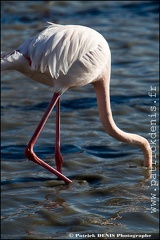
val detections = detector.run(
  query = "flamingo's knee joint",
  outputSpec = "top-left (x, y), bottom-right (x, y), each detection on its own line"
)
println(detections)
top-left (24, 147), bottom-right (34, 160)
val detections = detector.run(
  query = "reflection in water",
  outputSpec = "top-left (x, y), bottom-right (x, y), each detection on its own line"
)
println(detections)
top-left (1, 1), bottom-right (159, 239)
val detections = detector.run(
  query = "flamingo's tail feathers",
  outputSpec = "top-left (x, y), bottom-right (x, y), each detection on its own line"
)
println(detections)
top-left (1, 50), bottom-right (27, 71)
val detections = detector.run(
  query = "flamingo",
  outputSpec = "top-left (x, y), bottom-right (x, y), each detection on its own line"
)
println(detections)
top-left (1, 22), bottom-right (152, 184)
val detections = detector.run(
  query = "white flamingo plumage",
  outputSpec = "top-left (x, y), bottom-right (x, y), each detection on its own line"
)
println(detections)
top-left (1, 22), bottom-right (152, 183)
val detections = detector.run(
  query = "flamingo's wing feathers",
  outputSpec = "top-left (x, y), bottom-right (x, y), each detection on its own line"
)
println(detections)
top-left (18, 23), bottom-right (108, 79)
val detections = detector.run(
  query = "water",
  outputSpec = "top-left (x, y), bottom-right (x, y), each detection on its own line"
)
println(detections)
top-left (1, 1), bottom-right (159, 239)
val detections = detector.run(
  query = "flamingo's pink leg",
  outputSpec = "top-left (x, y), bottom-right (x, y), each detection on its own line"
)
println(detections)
top-left (24, 92), bottom-right (72, 184)
top-left (55, 98), bottom-right (64, 173)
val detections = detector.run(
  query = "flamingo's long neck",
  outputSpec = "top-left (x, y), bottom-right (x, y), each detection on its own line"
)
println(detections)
top-left (92, 74), bottom-right (152, 168)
